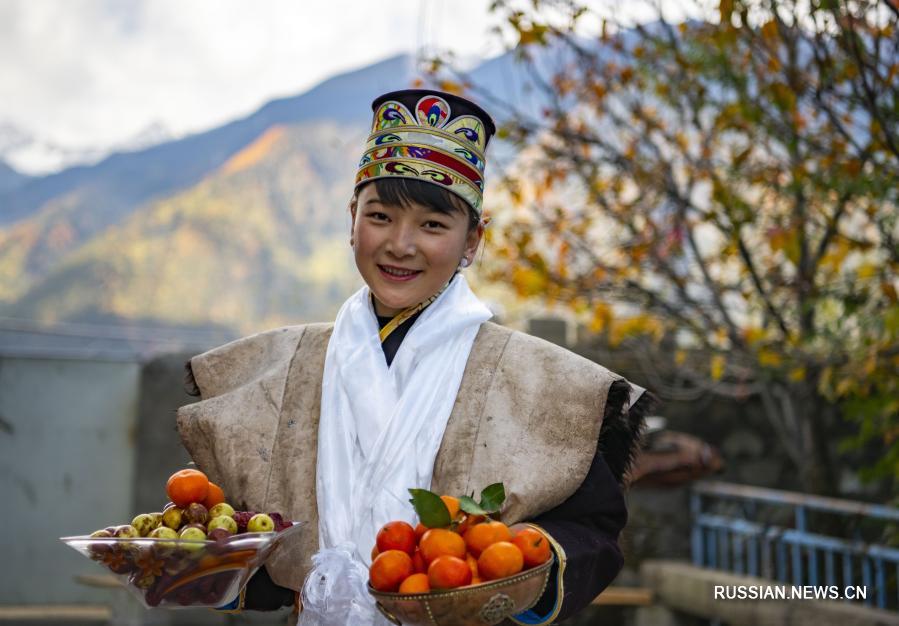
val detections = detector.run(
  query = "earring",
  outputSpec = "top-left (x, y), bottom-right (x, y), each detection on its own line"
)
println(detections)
top-left (460, 257), bottom-right (470, 268)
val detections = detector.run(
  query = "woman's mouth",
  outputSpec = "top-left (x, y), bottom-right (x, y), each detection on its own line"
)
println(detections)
top-left (378, 264), bottom-right (422, 282)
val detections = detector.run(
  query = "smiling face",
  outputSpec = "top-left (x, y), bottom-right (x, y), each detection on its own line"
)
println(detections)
top-left (351, 181), bottom-right (482, 317)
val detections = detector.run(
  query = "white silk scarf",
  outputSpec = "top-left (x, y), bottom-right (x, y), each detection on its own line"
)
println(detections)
top-left (299, 274), bottom-right (492, 625)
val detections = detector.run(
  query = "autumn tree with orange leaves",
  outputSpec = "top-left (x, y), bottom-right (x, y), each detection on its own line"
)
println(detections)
top-left (438, 0), bottom-right (898, 494)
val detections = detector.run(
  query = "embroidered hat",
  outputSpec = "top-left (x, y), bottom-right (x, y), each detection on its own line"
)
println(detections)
top-left (355, 89), bottom-right (497, 216)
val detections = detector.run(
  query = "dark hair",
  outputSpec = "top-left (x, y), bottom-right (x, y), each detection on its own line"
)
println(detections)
top-left (355, 178), bottom-right (480, 233)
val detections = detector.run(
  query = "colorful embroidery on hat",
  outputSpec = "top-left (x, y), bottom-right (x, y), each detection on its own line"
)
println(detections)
top-left (361, 143), bottom-right (484, 186)
top-left (365, 130), bottom-right (486, 170)
top-left (355, 159), bottom-right (482, 213)
top-left (358, 91), bottom-right (494, 215)
top-left (374, 102), bottom-right (415, 131)
top-left (445, 115), bottom-right (488, 153)
top-left (416, 95), bottom-right (451, 128)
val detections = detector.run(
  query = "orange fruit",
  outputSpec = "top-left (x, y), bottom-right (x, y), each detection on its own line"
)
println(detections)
top-left (428, 555), bottom-right (472, 589)
top-left (414, 522), bottom-right (428, 542)
top-left (457, 513), bottom-right (485, 535)
top-left (369, 550), bottom-right (414, 592)
top-left (412, 548), bottom-right (427, 574)
top-left (463, 520), bottom-right (512, 557)
top-left (419, 528), bottom-right (466, 564)
top-left (166, 469), bottom-right (209, 508)
top-left (440, 495), bottom-right (461, 520)
top-left (398, 572), bottom-right (430, 594)
top-left (377, 520), bottom-right (416, 555)
top-left (512, 528), bottom-right (551, 568)
top-left (371, 545), bottom-right (380, 561)
top-left (202, 481), bottom-right (225, 509)
top-left (478, 541), bottom-right (524, 581)
top-left (466, 553), bottom-right (479, 579)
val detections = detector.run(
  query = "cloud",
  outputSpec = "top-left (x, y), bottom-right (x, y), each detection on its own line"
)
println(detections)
top-left (0, 0), bottom-right (501, 149)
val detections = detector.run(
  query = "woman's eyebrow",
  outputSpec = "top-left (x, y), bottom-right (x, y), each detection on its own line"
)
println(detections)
top-left (364, 197), bottom-right (383, 205)
top-left (424, 209), bottom-right (457, 220)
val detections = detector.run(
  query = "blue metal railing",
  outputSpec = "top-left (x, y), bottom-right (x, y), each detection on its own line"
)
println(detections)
top-left (691, 481), bottom-right (899, 611)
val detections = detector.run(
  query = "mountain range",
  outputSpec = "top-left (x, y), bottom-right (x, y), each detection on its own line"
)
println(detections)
top-left (0, 160), bottom-right (30, 195)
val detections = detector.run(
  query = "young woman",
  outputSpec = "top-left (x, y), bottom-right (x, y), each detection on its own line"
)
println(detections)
top-left (178, 90), bottom-right (651, 625)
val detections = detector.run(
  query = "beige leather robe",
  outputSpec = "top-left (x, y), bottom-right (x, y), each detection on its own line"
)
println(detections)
top-left (176, 321), bottom-right (622, 591)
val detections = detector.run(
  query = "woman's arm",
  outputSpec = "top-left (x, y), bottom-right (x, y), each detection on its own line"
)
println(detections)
top-left (510, 451), bottom-right (626, 624)
top-left (185, 360), bottom-right (295, 612)
top-left (513, 382), bottom-right (655, 624)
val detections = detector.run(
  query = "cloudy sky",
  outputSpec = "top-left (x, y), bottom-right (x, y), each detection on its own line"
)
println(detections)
top-left (0, 2), bottom-right (503, 151)
top-left (0, 1), bottom-right (696, 174)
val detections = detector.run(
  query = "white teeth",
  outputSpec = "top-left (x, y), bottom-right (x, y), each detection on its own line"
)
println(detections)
top-left (381, 266), bottom-right (418, 276)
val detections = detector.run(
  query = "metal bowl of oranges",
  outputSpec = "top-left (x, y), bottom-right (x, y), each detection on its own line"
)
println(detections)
top-left (369, 555), bottom-right (553, 626)
top-left (367, 511), bottom-right (556, 626)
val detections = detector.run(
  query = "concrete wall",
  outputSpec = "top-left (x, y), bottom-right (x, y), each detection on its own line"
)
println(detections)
top-left (0, 355), bottom-right (141, 604)
top-left (132, 352), bottom-right (195, 515)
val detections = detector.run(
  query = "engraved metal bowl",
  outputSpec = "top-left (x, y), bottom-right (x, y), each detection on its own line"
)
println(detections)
top-left (369, 556), bottom-right (553, 626)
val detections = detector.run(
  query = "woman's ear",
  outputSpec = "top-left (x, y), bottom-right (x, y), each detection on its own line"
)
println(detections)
top-left (348, 196), bottom-right (358, 246)
top-left (464, 221), bottom-right (485, 261)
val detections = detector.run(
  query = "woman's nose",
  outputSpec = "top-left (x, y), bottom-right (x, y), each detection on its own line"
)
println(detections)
top-left (386, 223), bottom-right (417, 257)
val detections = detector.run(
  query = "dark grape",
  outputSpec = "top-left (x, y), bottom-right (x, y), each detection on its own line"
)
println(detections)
top-left (268, 512), bottom-right (291, 532)
top-left (232, 511), bottom-right (255, 533)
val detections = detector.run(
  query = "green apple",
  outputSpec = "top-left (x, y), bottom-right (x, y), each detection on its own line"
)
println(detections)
top-left (207, 515), bottom-right (237, 535)
top-left (114, 524), bottom-right (140, 539)
top-left (149, 526), bottom-right (178, 539)
top-left (131, 513), bottom-right (157, 537)
top-left (247, 513), bottom-right (274, 533)
top-left (178, 526), bottom-right (207, 550)
top-left (162, 506), bottom-right (183, 530)
top-left (148, 525), bottom-right (178, 549)
top-left (208, 503), bottom-right (235, 519)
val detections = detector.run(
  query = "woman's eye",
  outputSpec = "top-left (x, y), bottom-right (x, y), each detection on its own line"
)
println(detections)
top-left (423, 220), bottom-right (447, 229)
top-left (367, 212), bottom-right (389, 221)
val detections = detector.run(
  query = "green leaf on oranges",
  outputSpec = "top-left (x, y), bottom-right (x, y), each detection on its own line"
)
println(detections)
top-left (459, 495), bottom-right (488, 516)
top-left (408, 489), bottom-right (451, 528)
top-left (459, 483), bottom-right (505, 516)
top-left (478, 483), bottom-right (506, 513)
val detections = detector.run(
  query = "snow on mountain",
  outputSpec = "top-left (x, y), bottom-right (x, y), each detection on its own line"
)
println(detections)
top-left (0, 119), bottom-right (174, 176)
top-left (0, 120), bottom-right (106, 175)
